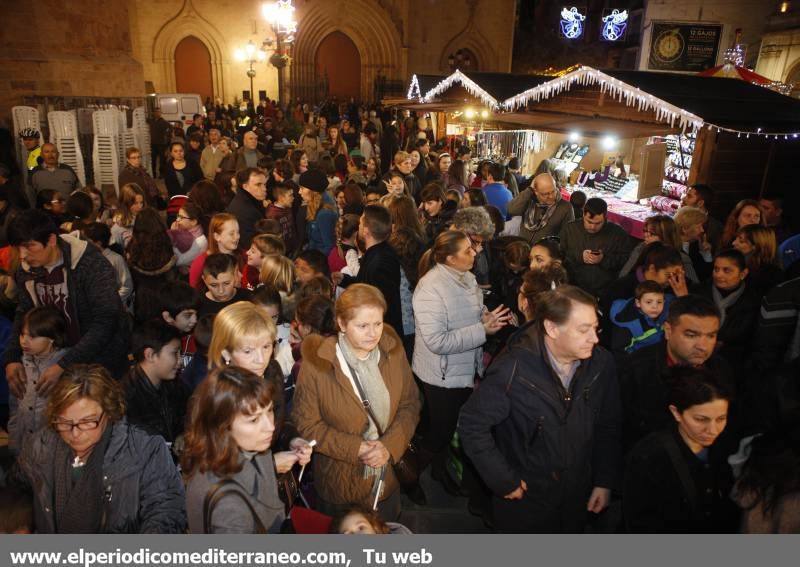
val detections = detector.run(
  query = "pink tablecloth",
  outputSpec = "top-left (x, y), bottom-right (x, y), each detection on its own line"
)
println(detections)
top-left (561, 188), bottom-right (650, 240)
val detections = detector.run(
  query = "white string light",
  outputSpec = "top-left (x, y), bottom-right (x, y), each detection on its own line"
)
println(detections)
top-left (502, 66), bottom-right (704, 132)
top-left (405, 65), bottom-right (800, 142)
top-left (420, 69), bottom-right (501, 110)
top-left (407, 74), bottom-right (422, 101)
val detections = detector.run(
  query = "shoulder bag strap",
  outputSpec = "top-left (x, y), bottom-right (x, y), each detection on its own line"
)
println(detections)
top-left (343, 358), bottom-right (386, 438)
top-left (656, 431), bottom-right (699, 520)
top-left (203, 479), bottom-right (268, 534)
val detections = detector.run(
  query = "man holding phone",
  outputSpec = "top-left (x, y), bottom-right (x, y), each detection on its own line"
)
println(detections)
top-left (559, 197), bottom-right (631, 297)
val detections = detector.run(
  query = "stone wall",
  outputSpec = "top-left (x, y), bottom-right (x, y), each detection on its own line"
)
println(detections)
top-left (129, 0), bottom-right (515, 105)
top-left (0, 0), bottom-right (145, 122)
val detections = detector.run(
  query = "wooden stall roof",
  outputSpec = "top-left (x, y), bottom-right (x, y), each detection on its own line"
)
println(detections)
top-left (396, 68), bottom-right (800, 135)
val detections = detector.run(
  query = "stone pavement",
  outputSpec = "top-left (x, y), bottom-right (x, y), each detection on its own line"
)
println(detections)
top-left (397, 469), bottom-right (490, 534)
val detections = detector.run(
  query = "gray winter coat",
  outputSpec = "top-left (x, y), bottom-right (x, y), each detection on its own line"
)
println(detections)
top-left (412, 263), bottom-right (486, 388)
top-left (185, 451), bottom-right (285, 534)
top-left (507, 188), bottom-right (574, 244)
top-left (17, 419), bottom-right (187, 533)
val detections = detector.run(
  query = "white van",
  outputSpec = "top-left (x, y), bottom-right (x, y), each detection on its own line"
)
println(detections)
top-left (149, 93), bottom-right (205, 130)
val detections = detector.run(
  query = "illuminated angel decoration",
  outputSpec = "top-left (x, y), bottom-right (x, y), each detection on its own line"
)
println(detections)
top-left (560, 7), bottom-right (586, 39)
top-left (601, 9), bottom-right (628, 41)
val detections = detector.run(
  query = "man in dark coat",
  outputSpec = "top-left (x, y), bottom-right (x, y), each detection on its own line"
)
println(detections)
top-left (617, 295), bottom-right (733, 452)
top-left (459, 286), bottom-right (621, 533)
top-left (559, 197), bottom-right (631, 297)
top-left (4, 210), bottom-right (130, 395)
top-left (226, 167), bottom-right (267, 250)
top-left (335, 204), bottom-right (403, 337)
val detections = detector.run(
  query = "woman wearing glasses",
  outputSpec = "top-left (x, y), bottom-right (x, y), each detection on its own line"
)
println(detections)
top-left (412, 231), bottom-right (510, 493)
top-left (15, 364), bottom-right (187, 533)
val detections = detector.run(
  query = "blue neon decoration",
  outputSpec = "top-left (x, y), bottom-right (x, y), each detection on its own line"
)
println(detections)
top-left (601, 9), bottom-right (628, 41)
top-left (560, 7), bottom-right (586, 39)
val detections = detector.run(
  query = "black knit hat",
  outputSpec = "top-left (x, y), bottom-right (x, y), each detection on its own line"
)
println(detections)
top-left (299, 168), bottom-right (328, 194)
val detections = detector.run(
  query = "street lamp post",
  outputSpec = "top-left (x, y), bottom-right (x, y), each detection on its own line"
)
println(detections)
top-left (261, 0), bottom-right (297, 105)
top-left (234, 40), bottom-right (266, 104)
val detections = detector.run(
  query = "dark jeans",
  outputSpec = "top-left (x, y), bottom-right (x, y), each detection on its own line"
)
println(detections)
top-left (418, 382), bottom-right (472, 459)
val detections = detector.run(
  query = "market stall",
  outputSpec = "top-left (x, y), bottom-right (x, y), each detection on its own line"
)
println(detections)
top-left (397, 66), bottom-right (800, 238)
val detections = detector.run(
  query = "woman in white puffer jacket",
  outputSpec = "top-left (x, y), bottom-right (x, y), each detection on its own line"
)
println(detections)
top-left (411, 229), bottom-right (509, 482)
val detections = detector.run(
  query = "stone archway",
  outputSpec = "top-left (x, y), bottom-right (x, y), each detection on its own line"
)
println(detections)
top-left (152, 0), bottom-right (227, 100)
top-left (785, 58), bottom-right (800, 98)
top-left (292, 0), bottom-right (404, 102)
top-left (316, 32), bottom-right (361, 100)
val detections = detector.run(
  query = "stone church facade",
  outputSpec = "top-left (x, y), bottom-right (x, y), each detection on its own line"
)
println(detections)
top-left (1, 0), bottom-right (516, 117)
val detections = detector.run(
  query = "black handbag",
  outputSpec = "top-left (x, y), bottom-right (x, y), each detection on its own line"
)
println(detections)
top-left (343, 359), bottom-right (420, 488)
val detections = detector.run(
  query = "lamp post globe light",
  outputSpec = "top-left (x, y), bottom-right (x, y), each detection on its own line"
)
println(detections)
top-left (234, 40), bottom-right (266, 104)
top-left (261, 0), bottom-right (297, 105)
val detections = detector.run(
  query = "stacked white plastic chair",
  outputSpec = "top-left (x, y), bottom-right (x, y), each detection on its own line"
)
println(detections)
top-left (92, 109), bottom-right (122, 196)
top-left (11, 106), bottom-right (41, 175)
top-left (117, 108), bottom-right (131, 170)
top-left (47, 110), bottom-right (86, 186)
top-left (132, 107), bottom-right (152, 174)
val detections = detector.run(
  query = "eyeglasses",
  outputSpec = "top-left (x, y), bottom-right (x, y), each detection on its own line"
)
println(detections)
top-left (176, 214), bottom-right (191, 221)
top-left (52, 412), bottom-right (105, 432)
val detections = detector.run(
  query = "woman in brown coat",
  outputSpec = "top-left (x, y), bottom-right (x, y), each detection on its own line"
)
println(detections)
top-left (293, 284), bottom-right (421, 521)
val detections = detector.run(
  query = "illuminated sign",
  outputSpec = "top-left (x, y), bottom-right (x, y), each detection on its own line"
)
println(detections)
top-left (601, 9), bottom-right (628, 41)
top-left (560, 7), bottom-right (586, 39)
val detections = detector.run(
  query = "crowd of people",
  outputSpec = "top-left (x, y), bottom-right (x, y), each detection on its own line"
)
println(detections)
top-left (0, 95), bottom-right (798, 534)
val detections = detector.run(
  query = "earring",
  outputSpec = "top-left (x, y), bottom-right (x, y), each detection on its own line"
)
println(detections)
top-left (224, 357), bottom-right (230, 365)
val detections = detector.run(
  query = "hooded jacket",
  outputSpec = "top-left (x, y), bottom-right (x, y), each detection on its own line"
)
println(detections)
top-left (16, 418), bottom-right (187, 533)
top-left (5, 233), bottom-right (129, 377)
top-left (608, 294), bottom-right (673, 354)
top-left (292, 327), bottom-right (421, 507)
top-left (458, 322), bottom-right (621, 532)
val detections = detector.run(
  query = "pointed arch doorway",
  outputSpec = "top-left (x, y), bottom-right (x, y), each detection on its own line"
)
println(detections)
top-left (174, 36), bottom-right (213, 100)
top-left (315, 31), bottom-right (361, 101)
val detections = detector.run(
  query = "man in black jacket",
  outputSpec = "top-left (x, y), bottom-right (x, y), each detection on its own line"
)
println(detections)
top-left (618, 295), bottom-right (732, 452)
top-left (334, 204), bottom-right (403, 336)
top-left (4, 210), bottom-right (129, 396)
top-left (227, 167), bottom-right (267, 250)
top-left (459, 286), bottom-right (621, 533)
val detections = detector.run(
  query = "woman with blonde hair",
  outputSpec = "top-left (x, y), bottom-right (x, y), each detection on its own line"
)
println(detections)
top-left (244, 234), bottom-right (285, 291)
top-left (722, 199), bottom-right (763, 247)
top-left (208, 301), bottom-right (295, 439)
top-left (110, 182), bottom-right (146, 248)
top-left (260, 253), bottom-right (298, 320)
top-left (188, 212), bottom-right (240, 288)
top-left (16, 364), bottom-right (186, 533)
top-left (733, 224), bottom-right (783, 296)
top-left (183, 366), bottom-right (312, 533)
top-left (293, 284), bottom-right (421, 520)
